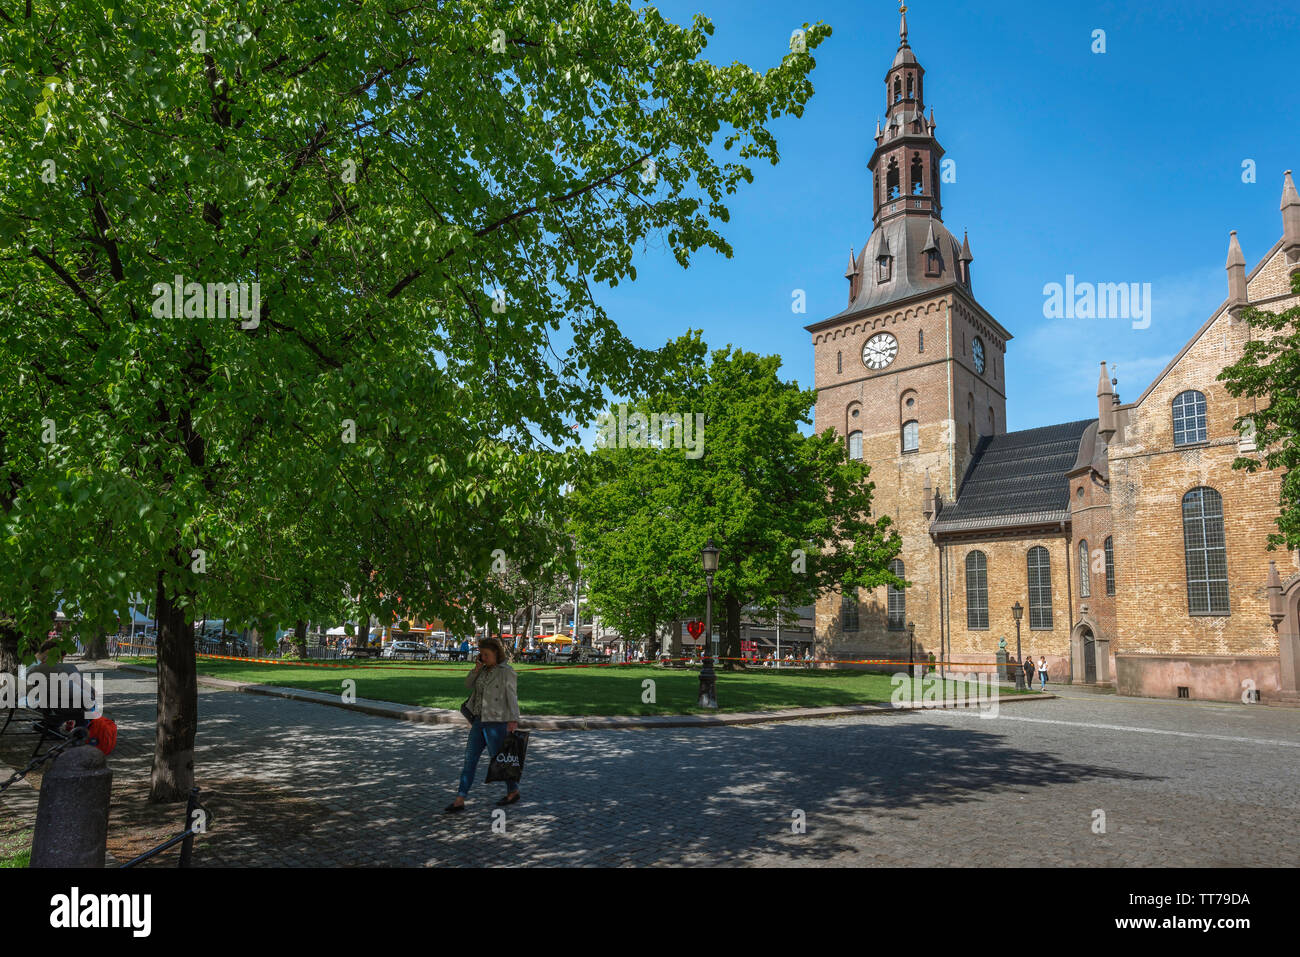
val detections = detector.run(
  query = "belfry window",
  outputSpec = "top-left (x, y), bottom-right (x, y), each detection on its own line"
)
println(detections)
top-left (887, 560), bottom-right (906, 630)
top-left (966, 551), bottom-right (989, 630)
top-left (887, 159), bottom-right (901, 200)
top-left (1183, 487), bottom-right (1229, 615)
top-left (906, 75), bottom-right (914, 99)
top-left (893, 77), bottom-right (902, 102)
top-left (1173, 390), bottom-right (1208, 446)
top-left (911, 155), bottom-right (924, 196)
top-left (1027, 546), bottom-right (1053, 630)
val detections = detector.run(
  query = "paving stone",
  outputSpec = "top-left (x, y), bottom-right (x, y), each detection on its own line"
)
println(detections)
top-left (13, 670), bottom-right (1294, 867)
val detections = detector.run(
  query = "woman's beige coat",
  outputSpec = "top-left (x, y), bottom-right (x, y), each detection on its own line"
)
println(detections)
top-left (465, 663), bottom-right (520, 723)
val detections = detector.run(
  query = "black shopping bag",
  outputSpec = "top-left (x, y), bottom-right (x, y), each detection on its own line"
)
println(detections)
top-left (485, 730), bottom-right (530, 783)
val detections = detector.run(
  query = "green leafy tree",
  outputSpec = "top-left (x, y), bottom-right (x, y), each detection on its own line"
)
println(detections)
top-left (572, 333), bottom-right (902, 667)
top-left (1220, 271), bottom-right (1300, 549)
top-left (0, 2), bottom-right (828, 799)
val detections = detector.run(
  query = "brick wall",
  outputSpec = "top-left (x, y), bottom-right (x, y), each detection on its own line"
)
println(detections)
top-left (1106, 244), bottom-right (1298, 664)
top-left (810, 289), bottom-right (1009, 662)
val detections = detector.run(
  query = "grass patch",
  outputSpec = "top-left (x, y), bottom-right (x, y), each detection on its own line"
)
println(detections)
top-left (0, 825), bottom-right (32, 869)
top-left (121, 657), bottom-right (1025, 716)
top-left (0, 847), bottom-right (31, 868)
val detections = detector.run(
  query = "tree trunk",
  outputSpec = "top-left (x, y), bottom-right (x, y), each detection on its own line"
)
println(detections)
top-left (152, 572), bottom-right (197, 803)
top-left (722, 594), bottom-right (744, 670)
top-left (0, 623), bottom-right (21, 680)
top-left (669, 616), bottom-right (682, 664)
top-left (85, 631), bottom-right (109, 661)
top-left (292, 618), bottom-right (308, 658)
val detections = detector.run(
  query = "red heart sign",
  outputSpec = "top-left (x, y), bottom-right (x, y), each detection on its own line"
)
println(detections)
top-left (687, 621), bottom-right (704, 639)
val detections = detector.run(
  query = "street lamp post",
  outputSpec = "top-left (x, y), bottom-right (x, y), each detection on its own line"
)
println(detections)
top-left (907, 620), bottom-right (916, 680)
top-left (1012, 601), bottom-right (1025, 690)
top-left (699, 538), bottom-right (720, 708)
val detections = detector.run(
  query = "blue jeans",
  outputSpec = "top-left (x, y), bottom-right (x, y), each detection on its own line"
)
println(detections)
top-left (457, 719), bottom-right (519, 798)
top-left (1039, 672), bottom-right (1047, 690)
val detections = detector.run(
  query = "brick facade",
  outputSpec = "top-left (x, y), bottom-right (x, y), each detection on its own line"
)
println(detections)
top-left (804, 17), bottom-right (1298, 702)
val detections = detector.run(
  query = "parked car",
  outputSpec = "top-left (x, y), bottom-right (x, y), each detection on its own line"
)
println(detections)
top-left (383, 640), bottom-right (431, 660)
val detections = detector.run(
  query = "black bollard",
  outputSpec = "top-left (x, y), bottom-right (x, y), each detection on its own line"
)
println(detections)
top-left (30, 744), bottom-right (112, 868)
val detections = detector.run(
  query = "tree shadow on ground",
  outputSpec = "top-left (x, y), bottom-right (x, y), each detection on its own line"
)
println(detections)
top-left (97, 670), bottom-right (1157, 867)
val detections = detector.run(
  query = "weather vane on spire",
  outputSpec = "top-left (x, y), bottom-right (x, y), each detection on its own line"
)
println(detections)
top-left (899, 2), bottom-right (909, 42)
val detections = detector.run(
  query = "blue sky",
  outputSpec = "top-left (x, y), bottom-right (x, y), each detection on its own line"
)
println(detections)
top-left (594, 0), bottom-right (1300, 432)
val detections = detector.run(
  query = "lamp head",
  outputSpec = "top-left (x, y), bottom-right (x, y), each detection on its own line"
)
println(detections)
top-left (701, 538), bottom-right (720, 574)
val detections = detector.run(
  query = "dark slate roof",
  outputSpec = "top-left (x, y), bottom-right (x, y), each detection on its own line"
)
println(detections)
top-left (808, 215), bottom-right (967, 328)
top-left (930, 419), bottom-right (1095, 535)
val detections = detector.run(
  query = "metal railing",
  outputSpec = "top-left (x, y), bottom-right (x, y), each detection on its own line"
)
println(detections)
top-left (119, 787), bottom-right (207, 868)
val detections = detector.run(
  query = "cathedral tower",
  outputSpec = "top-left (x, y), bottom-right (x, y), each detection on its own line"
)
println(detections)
top-left (806, 5), bottom-right (1013, 658)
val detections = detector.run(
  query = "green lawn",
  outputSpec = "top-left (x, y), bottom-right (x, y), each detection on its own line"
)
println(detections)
top-left (121, 658), bottom-right (1023, 716)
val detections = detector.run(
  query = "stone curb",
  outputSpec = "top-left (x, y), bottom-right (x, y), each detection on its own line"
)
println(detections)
top-left (111, 663), bottom-right (1056, 730)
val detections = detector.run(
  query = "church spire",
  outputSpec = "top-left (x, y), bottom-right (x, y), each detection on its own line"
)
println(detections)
top-left (958, 229), bottom-right (973, 287)
top-left (1226, 229), bottom-right (1248, 312)
top-left (1098, 362), bottom-right (1116, 443)
top-left (1282, 170), bottom-right (1300, 272)
top-left (872, 4), bottom-right (942, 226)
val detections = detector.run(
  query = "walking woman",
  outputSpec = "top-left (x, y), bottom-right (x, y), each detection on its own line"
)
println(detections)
top-left (445, 636), bottom-right (521, 812)
top-left (1023, 655), bottom-right (1035, 691)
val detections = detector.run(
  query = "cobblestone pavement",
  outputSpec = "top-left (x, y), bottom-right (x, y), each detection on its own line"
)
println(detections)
top-left (19, 669), bottom-right (1300, 867)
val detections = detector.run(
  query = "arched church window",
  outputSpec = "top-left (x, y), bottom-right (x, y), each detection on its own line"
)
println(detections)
top-left (1104, 537), bottom-right (1116, 596)
top-left (887, 159), bottom-right (900, 200)
top-left (848, 430), bottom-right (863, 461)
top-left (911, 154), bottom-right (924, 195)
top-left (893, 77), bottom-right (902, 102)
top-left (1183, 487), bottom-right (1229, 615)
top-left (837, 351), bottom-right (842, 374)
top-left (902, 420), bottom-right (919, 453)
top-left (1027, 546), bottom-right (1053, 630)
top-left (966, 551), bottom-right (989, 629)
top-left (841, 591), bottom-right (859, 632)
top-left (1173, 390), bottom-right (1208, 446)
top-left (887, 559), bottom-right (906, 630)
top-left (906, 75), bottom-right (914, 99)
top-left (1079, 539), bottom-right (1091, 598)
top-left (918, 329), bottom-right (924, 353)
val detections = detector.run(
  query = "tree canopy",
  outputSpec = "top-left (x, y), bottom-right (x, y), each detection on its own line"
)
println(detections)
top-left (570, 333), bottom-right (902, 663)
top-left (0, 1), bottom-right (830, 797)
top-left (1220, 270), bottom-right (1300, 549)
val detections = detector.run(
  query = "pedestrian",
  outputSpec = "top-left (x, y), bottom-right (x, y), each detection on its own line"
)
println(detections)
top-left (1023, 655), bottom-right (1035, 690)
top-left (27, 638), bottom-right (97, 730)
top-left (1037, 655), bottom-right (1048, 691)
top-left (445, 636), bottom-right (521, 813)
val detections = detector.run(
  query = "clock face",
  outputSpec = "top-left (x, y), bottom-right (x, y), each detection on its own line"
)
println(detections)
top-left (972, 337), bottom-right (986, 374)
top-left (862, 333), bottom-right (899, 371)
